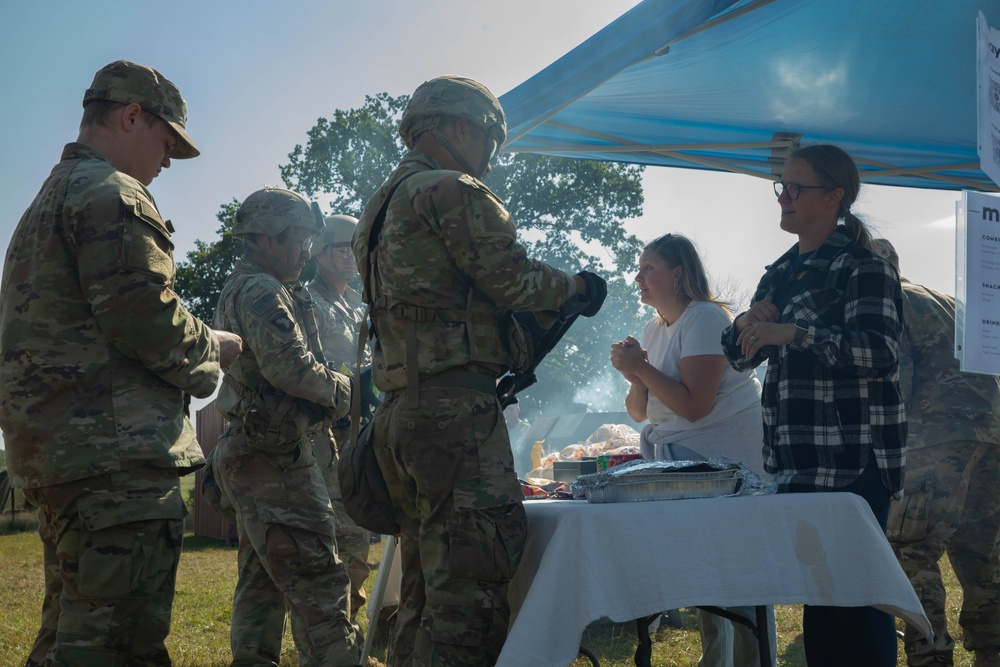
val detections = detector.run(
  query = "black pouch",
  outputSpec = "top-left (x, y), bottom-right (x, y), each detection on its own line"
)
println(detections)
top-left (337, 420), bottom-right (400, 535)
top-left (242, 387), bottom-right (309, 454)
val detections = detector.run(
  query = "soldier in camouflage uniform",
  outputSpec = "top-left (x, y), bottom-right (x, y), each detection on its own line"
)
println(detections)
top-left (0, 60), bottom-right (243, 666)
top-left (875, 239), bottom-right (1000, 667)
top-left (310, 214), bottom-right (372, 630)
top-left (354, 76), bottom-right (599, 667)
top-left (213, 187), bottom-right (360, 667)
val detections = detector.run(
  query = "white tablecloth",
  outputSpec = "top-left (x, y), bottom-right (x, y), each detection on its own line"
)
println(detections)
top-left (496, 492), bottom-right (930, 667)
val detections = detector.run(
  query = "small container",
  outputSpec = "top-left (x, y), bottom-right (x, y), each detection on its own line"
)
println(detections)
top-left (552, 458), bottom-right (599, 483)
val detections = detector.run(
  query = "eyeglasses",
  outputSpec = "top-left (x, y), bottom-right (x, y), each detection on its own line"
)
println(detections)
top-left (773, 181), bottom-right (831, 200)
top-left (286, 233), bottom-right (313, 251)
top-left (326, 245), bottom-right (353, 257)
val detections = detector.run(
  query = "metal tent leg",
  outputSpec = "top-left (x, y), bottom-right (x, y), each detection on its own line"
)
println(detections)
top-left (361, 536), bottom-right (397, 665)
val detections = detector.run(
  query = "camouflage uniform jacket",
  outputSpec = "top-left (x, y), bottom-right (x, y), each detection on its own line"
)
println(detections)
top-left (353, 150), bottom-right (576, 391)
top-left (214, 257), bottom-right (350, 423)
top-left (0, 143), bottom-right (220, 488)
top-left (310, 276), bottom-right (368, 372)
top-left (898, 278), bottom-right (1000, 448)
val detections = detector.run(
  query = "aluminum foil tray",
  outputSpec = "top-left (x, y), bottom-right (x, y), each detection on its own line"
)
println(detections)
top-left (585, 469), bottom-right (740, 503)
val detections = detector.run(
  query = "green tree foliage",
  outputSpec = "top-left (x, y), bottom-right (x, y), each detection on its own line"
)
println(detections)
top-left (280, 93), bottom-right (408, 218)
top-left (175, 200), bottom-right (242, 323)
top-left (488, 153), bottom-right (645, 276)
top-left (481, 151), bottom-right (650, 420)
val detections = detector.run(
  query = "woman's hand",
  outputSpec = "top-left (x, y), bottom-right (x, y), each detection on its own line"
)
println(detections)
top-left (734, 300), bottom-right (781, 333)
top-left (737, 321), bottom-right (797, 358)
top-left (611, 335), bottom-right (648, 379)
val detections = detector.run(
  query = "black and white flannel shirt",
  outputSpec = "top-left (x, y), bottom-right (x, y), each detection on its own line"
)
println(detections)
top-left (722, 227), bottom-right (907, 497)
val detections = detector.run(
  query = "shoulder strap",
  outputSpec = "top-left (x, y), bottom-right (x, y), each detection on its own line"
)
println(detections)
top-left (351, 172), bottom-right (419, 432)
top-left (362, 172), bottom-right (419, 306)
top-left (289, 283), bottom-right (327, 366)
top-left (349, 309), bottom-right (371, 453)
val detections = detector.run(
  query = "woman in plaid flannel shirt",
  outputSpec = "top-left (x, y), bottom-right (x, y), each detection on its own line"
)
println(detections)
top-left (721, 144), bottom-right (906, 667)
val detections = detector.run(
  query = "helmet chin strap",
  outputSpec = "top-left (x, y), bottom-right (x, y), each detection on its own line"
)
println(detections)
top-left (431, 127), bottom-right (489, 180)
top-left (283, 244), bottom-right (301, 276)
top-left (248, 235), bottom-right (302, 283)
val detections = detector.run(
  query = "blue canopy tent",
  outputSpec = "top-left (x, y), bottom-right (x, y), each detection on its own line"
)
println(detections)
top-left (499, 0), bottom-right (999, 192)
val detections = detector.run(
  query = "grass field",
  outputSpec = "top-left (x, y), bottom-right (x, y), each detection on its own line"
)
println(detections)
top-left (0, 529), bottom-right (977, 666)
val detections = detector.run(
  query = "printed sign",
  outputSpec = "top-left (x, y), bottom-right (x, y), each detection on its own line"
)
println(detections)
top-left (956, 190), bottom-right (1000, 373)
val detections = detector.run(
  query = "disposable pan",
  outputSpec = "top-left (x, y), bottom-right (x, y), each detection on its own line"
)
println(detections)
top-left (585, 469), bottom-right (741, 503)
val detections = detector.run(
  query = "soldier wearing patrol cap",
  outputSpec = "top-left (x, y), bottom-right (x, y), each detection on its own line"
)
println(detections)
top-left (310, 213), bottom-right (373, 633)
top-left (874, 239), bottom-right (1000, 667)
top-left (354, 76), bottom-right (604, 666)
top-left (212, 187), bottom-right (361, 667)
top-left (0, 60), bottom-right (243, 665)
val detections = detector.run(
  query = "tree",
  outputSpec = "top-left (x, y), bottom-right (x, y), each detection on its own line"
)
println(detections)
top-left (174, 200), bottom-right (242, 323)
top-left (280, 93), bottom-right (407, 219)
top-left (175, 92), bottom-right (650, 424)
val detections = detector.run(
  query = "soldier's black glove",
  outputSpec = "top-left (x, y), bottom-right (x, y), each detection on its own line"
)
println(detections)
top-left (560, 270), bottom-right (608, 319)
top-left (578, 271), bottom-right (607, 316)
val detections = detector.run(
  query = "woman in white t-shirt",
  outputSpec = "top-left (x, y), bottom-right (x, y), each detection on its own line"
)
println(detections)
top-left (610, 233), bottom-right (774, 667)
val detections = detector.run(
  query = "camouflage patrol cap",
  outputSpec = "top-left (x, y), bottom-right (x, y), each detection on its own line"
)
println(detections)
top-left (233, 187), bottom-right (322, 237)
top-left (83, 60), bottom-right (199, 159)
top-left (319, 214), bottom-right (358, 249)
top-left (399, 76), bottom-right (506, 150)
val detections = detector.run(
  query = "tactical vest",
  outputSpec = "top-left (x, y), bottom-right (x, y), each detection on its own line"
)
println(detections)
top-left (218, 274), bottom-right (332, 452)
top-left (358, 170), bottom-right (531, 394)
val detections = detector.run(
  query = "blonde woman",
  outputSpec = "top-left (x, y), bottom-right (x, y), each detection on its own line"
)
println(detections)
top-left (611, 233), bottom-right (774, 667)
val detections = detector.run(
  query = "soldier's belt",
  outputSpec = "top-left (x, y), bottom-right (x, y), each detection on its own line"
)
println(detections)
top-left (383, 369), bottom-right (496, 403)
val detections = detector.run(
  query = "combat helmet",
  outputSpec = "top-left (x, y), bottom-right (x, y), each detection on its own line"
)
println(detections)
top-left (319, 214), bottom-right (358, 250)
top-left (232, 187), bottom-right (323, 237)
top-left (399, 76), bottom-right (506, 150)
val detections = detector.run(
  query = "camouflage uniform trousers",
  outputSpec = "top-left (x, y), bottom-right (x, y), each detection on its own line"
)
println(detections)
top-left (23, 466), bottom-right (186, 667)
top-left (318, 423), bottom-right (372, 627)
top-left (371, 385), bottom-right (527, 667)
top-left (214, 421), bottom-right (360, 667)
top-left (889, 440), bottom-right (1000, 667)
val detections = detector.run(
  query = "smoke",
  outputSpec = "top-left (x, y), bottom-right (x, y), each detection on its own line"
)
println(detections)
top-left (575, 368), bottom-right (628, 412)
top-left (507, 368), bottom-right (634, 476)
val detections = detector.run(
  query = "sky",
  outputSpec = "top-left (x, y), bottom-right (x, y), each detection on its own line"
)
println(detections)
top-left (0, 1), bottom-right (968, 443)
